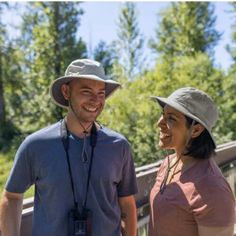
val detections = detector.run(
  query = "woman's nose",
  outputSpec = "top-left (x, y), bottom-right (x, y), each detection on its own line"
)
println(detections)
top-left (157, 116), bottom-right (165, 128)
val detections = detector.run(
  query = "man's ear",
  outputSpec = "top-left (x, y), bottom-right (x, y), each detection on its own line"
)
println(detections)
top-left (61, 84), bottom-right (69, 100)
top-left (191, 124), bottom-right (205, 138)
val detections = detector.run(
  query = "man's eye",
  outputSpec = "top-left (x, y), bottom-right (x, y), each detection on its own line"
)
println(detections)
top-left (98, 92), bottom-right (105, 97)
top-left (82, 90), bottom-right (91, 95)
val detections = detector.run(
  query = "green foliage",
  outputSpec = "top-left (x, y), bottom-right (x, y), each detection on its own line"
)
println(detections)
top-left (0, 3), bottom-right (27, 150)
top-left (99, 78), bottom-right (160, 166)
top-left (221, 3), bottom-right (236, 141)
top-left (100, 52), bottom-right (229, 166)
top-left (227, 2), bottom-right (236, 62)
top-left (0, 2), bottom-right (235, 172)
top-left (98, 2), bottom-right (232, 167)
top-left (93, 40), bottom-right (115, 75)
top-left (114, 2), bottom-right (145, 80)
top-left (16, 2), bottom-right (87, 133)
top-left (150, 2), bottom-right (221, 58)
top-left (0, 152), bottom-right (34, 198)
top-left (0, 153), bottom-right (13, 191)
top-left (0, 3), bottom-right (6, 121)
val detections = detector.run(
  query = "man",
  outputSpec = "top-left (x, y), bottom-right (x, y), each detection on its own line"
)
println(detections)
top-left (0, 59), bottom-right (138, 236)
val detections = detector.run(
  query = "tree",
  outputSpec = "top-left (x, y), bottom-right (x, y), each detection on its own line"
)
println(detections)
top-left (114, 2), bottom-right (145, 80)
top-left (0, 2), bottom-right (7, 124)
top-left (0, 3), bottom-right (27, 151)
top-left (227, 2), bottom-right (236, 63)
top-left (100, 51), bottom-right (227, 166)
top-left (221, 2), bottom-right (236, 141)
top-left (150, 2), bottom-right (221, 59)
top-left (93, 40), bottom-right (115, 75)
top-left (99, 2), bottom-right (227, 166)
top-left (17, 2), bottom-right (87, 132)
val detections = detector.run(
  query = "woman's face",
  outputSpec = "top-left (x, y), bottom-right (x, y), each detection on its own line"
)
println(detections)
top-left (157, 105), bottom-right (192, 155)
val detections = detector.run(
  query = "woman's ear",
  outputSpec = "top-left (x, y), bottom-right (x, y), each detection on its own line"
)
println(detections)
top-left (191, 124), bottom-right (205, 138)
top-left (61, 84), bottom-right (69, 100)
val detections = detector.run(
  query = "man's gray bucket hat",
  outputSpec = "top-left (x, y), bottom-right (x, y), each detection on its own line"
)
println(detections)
top-left (50, 59), bottom-right (121, 108)
top-left (151, 87), bottom-right (218, 147)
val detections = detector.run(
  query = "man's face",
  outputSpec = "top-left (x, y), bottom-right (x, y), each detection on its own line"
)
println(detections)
top-left (62, 78), bottom-right (106, 124)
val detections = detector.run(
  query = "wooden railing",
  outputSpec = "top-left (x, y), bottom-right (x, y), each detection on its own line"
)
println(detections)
top-left (1, 141), bottom-right (236, 236)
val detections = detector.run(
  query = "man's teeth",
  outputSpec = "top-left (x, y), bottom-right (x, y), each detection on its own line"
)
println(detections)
top-left (84, 107), bottom-right (97, 112)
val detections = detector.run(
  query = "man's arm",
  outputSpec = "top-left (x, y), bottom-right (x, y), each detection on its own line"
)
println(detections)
top-left (0, 190), bottom-right (24, 236)
top-left (118, 195), bottom-right (137, 236)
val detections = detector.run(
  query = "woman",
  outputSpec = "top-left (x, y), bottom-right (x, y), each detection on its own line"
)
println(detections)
top-left (149, 87), bottom-right (235, 236)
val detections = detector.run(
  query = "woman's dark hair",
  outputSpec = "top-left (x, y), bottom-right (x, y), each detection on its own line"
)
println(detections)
top-left (184, 116), bottom-right (216, 159)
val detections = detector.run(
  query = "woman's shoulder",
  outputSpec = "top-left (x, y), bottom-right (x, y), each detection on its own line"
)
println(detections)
top-left (190, 158), bottom-right (234, 200)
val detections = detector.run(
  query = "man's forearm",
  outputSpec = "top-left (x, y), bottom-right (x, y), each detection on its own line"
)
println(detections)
top-left (121, 208), bottom-right (137, 236)
top-left (0, 190), bottom-right (23, 236)
top-left (119, 196), bottom-right (137, 236)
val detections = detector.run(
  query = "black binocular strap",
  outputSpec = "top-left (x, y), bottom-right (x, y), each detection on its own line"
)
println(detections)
top-left (60, 119), bottom-right (97, 211)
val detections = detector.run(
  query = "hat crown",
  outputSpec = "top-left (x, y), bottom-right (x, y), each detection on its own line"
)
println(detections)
top-left (168, 87), bottom-right (218, 130)
top-left (65, 59), bottom-right (106, 80)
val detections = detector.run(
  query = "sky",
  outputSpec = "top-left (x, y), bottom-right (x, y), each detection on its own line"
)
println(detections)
top-left (78, 1), bottom-right (235, 71)
top-left (3, 1), bottom-right (235, 71)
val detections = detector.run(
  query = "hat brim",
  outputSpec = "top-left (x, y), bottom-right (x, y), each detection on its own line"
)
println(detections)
top-left (50, 75), bottom-right (121, 109)
top-left (151, 96), bottom-right (217, 148)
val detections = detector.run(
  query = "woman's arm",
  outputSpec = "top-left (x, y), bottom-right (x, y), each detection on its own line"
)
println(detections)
top-left (198, 224), bottom-right (234, 236)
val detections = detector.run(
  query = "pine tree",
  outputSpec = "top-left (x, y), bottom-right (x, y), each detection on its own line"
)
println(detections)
top-left (114, 2), bottom-right (145, 80)
top-left (221, 2), bottom-right (236, 141)
top-left (18, 2), bottom-right (87, 132)
top-left (0, 2), bottom-right (7, 124)
top-left (93, 40), bottom-right (115, 75)
top-left (0, 3), bottom-right (26, 149)
top-left (150, 2), bottom-right (221, 58)
top-left (227, 2), bottom-right (236, 63)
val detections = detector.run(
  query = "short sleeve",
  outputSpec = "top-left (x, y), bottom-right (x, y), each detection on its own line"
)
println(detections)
top-left (117, 141), bottom-right (138, 197)
top-left (5, 138), bottom-right (35, 193)
top-left (191, 175), bottom-right (235, 227)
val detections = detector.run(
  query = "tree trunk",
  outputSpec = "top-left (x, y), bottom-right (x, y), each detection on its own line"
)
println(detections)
top-left (53, 3), bottom-right (63, 119)
top-left (0, 49), bottom-right (5, 124)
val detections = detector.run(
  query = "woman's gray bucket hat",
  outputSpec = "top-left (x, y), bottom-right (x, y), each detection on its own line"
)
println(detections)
top-left (50, 59), bottom-right (121, 108)
top-left (151, 87), bottom-right (218, 147)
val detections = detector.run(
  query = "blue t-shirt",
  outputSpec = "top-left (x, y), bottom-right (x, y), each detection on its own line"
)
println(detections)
top-left (6, 121), bottom-right (138, 236)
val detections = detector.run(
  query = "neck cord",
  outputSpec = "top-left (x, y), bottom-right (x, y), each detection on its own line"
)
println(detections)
top-left (68, 99), bottom-right (93, 136)
top-left (160, 152), bottom-right (181, 194)
top-left (159, 119), bottom-right (196, 194)
top-left (61, 119), bottom-right (97, 211)
top-left (78, 119), bottom-right (93, 135)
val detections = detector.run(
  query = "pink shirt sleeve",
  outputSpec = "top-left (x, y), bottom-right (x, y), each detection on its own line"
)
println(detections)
top-left (190, 175), bottom-right (235, 227)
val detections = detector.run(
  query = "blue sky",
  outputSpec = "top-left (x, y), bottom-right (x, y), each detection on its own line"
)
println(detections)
top-left (78, 1), bottom-right (235, 71)
top-left (4, 1), bottom-right (235, 71)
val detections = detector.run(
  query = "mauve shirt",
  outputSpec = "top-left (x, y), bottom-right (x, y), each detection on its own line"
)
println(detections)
top-left (149, 156), bottom-right (235, 236)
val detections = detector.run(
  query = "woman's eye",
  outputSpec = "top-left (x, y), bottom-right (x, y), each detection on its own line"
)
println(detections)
top-left (167, 116), bottom-right (176, 122)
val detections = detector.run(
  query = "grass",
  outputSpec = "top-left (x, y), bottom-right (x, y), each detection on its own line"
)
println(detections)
top-left (0, 153), bottom-right (34, 199)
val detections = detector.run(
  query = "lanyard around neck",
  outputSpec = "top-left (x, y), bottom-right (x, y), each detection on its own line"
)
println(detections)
top-left (60, 119), bottom-right (97, 211)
